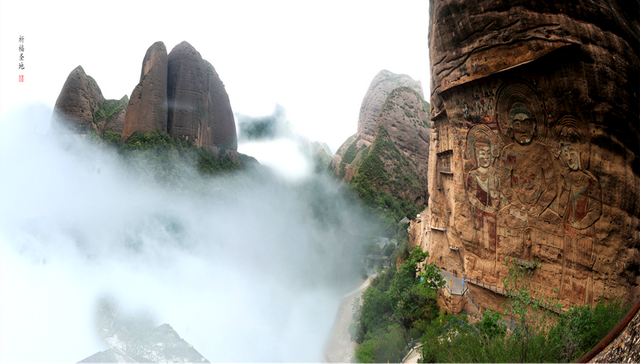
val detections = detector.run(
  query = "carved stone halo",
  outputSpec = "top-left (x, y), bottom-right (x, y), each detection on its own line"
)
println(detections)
top-left (467, 124), bottom-right (499, 170)
top-left (495, 80), bottom-right (547, 144)
top-left (553, 114), bottom-right (590, 170)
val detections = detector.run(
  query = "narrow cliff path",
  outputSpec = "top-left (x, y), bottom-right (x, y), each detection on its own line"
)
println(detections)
top-left (323, 276), bottom-right (373, 363)
top-left (402, 343), bottom-right (423, 363)
top-left (440, 269), bottom-right (466, 295)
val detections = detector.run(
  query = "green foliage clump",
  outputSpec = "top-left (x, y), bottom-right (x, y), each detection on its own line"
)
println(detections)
top-left (351, 247), bottom-right (443, 363)
top-left (383, 242), bottom-right (396, 257)
top-left (87, 130), bottom-right (121, 149)
top-left (357, 125), bottom-right (423, 200)
top-left (87, 130), bottom-right (253, 191)
top-left (313, 150), bottom-right (332, 173)
top-left (542, 298), bottom-right (626, 362)
top-left (93, 97), bottom-right (128, 125)
top-left (342, 135), bottom-right (362, 164)
top-left (362, 241), bottom-right (383, 256)
top-left (348, 160), bottom-right (424, 237)
top-left (417, 259), bottom-right (628, 363)
top-left (120, 131), bottom-right (242, 184)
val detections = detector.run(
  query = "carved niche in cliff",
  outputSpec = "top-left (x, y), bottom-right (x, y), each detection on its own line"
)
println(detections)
top-left (460, 80), bottom-right (603, 305)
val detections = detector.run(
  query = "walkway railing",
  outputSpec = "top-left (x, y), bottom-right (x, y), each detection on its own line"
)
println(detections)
top-left (440, 270), bottom-right (467, 296)
top-left (465, 282), bottom-right (483, 319)
top-left (467, 277), bottom-right (562, 314)
top-left (445, 283), bottom-right (468, 296)
top-left (399, 338), bottom-right (421, 363)
top-left (468, 277), bottom-right (510, 296)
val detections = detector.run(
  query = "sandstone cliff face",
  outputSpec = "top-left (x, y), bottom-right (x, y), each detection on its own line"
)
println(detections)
top-left (54, 41), bottom-right (237, 152)
top-left (204, 60), bottom-right (238, 151)
top-left (425, 0), bottom-right (640, 308)
top-left (122, 41), bottom-right (237, 151)
top-left (121, 42), bottom-right (168, 141)
top-left (361, 87), bottom-right (431, 204)
top-left (358, 70), bottom-right (424, 143)
top-left (331, 133), bottom-right (369, 183)
top-left (331, 71), bottom-right (430, 205)
top-left (51, 66), bottom-right (105, 134)
top-left (167, 41), bottom-right (209, 146)
top-left (52, 66), bottom-right (129, 135)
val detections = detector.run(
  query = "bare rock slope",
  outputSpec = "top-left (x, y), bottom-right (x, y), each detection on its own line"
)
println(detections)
top-left (121, 41), bottom-right (168, 140)
top-left (331, 71), bottom-right (430, 205)
top-left (78, 323), bottom-right (209, 363)
top-left (164, 42), bottom-right (237, 151)
top-left (52, 41), bottom-right (237, 153)
top-left (167, 41), bottom-right (209, 145)
top-left (51, 66), bottom-right (127, 135)
top-left (358, 70), bottom-right (424, 143)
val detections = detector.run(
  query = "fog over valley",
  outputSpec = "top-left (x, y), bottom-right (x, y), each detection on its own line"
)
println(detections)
top-left (0, 105), bottom-right (373, 362)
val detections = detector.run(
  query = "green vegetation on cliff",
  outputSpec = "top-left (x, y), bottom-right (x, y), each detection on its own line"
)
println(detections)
top-left (350, 247), bottom-right (444, 363)
top-left (356, 125), bottom-right (423, 201)
top-left (342, 135), bottom-right (362, 164)
top-left (93, 96), bottom-right (128, 125)
top-left (351, 253), bottom-right (628, 363)
top-left (348, 174), bottom-right (423, 237)
top-left (88, 130), bottom-right (257, 191)
top-left (418, 259), bottom-right (628, 363)
top-left (330, 84), bottom-right (430, 237)
top-left (332, 127), bottom-right (425, 237)
top-left (311, 141), bottom-right (333, 173)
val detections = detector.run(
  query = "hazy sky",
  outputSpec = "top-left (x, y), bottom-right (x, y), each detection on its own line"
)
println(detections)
top-left (0, 0), bottom-right (430, 153)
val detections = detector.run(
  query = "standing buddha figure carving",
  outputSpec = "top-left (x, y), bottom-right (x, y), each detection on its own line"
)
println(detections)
top-left (496, 100), bottom-right (563, 261)
top-left (553, 116), bottom-right (602, 304)
top-left (466, 125), bottom-right (500, 260)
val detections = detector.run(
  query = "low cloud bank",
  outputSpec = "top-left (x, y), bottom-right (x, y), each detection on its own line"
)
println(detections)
top-left (0, 105), bottom-right (371, 362)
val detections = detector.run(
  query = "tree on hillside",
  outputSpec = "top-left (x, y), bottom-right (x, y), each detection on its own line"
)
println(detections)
top-left (350, 247), bottom-right (443, 363)
top-left (417, 258), bottom-right (628, 363)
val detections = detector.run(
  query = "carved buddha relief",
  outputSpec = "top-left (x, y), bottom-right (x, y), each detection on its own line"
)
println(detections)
top-left (554, 116), bottom-right (602, 234)
top-left (466, 125), bottom-right (500, 260)
top-left (553, 115), bottom-right (602, 304)
top-left (462, 81), bottom-right (604, 304)
top-left (494, 81), bottom-right (564, 263)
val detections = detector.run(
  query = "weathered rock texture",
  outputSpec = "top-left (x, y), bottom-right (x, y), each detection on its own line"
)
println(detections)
top-left (121, 41), bottom-right (168, 141)
top-left (53, 42), bottom-right (237, 152)
top-left (437, 287), bottom-right (467, 314)
top-left (423, 0), bottom-right (640, 310)
top-left (167, 41), bottom-right (209, 145)
top-left (51, 66), bottom-right (127, 135)
top-left (79, 297), bottom-right (209, 363)
top-left (79, 324), bottom-right (209, 363)
top-left (358, 70), bottom-right (424, 143)
top-left (330, 71), bottom-right (431, 205)
top-left (204, 60), bottom-right (238, 150)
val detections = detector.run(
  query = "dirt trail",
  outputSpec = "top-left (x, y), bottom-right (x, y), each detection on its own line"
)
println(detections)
top-left (323, 278), bottom-right (369, 363)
